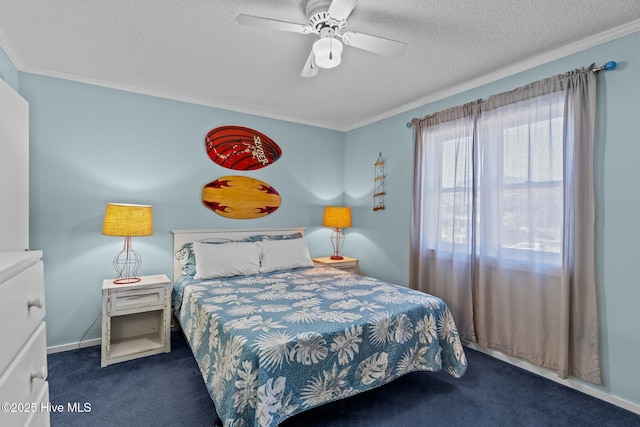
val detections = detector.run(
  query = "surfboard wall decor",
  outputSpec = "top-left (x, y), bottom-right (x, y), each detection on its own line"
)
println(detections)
top-left (205, 126), bottom-right (282, 170)
top-left (202, 176), bottom-right (281, 219)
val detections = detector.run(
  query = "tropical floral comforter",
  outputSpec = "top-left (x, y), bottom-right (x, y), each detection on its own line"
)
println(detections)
top-left (173, 266), bottom-right (467, 427)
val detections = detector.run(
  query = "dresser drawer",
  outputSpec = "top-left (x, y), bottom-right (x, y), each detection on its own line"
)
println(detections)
top-left (26, 381), bottom-right (50, 427)
top-left (0, 322), bottom-right (48, 427)
top-left (108, 286), bottom-right (166, 314)
top-left (0, 260), bottom-right (45, 372)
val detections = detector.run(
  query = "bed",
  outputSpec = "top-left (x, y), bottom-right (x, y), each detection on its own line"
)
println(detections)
top-left (172, 228), bottom-right (467, 427)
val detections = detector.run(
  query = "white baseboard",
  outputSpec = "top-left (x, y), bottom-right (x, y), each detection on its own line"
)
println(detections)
top-left (47, 338), bottom-right (101, 354)
top-left (464, 342), bottom-right (640, 415)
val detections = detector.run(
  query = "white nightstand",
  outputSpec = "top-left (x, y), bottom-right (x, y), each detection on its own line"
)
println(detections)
top-left (313, 256), bottom-right (360, 274)
top-left (101, 274), bottom-right (171, 367)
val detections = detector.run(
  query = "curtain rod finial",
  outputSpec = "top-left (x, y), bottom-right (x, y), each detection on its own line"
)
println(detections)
top-left (593, 61), bottom-right (617, 73)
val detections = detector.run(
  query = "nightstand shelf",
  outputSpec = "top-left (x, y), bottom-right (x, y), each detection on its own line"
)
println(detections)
top-left (109, 333), bottom-right (164, 359)
top-left (101, 274), bottom-right (171, 367)
top-left (313, 256), bottom-right (360, 274)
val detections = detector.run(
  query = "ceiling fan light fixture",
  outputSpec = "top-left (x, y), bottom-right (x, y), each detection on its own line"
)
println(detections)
top-left (312, 36), bottom-right (343, 69)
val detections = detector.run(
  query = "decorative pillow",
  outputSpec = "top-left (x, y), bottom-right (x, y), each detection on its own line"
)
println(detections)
top-left (257, 238), bottom-right (314, 273)
top-left (193, 241), bottom-right (261, 279)
top-left (175, 243), bottom-right (196, 276)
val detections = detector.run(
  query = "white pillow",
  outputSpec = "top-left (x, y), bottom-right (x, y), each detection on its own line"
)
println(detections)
top-left (193, 241), bottom-right (260, 279)
top-left (258, 238), bottom-right (314, 273)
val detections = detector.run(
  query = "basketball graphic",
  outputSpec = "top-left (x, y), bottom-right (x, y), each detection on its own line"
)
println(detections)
top-left (205, 126), bottom-right (282, 170)
top-left (202, 176), bottom-right (281, 219)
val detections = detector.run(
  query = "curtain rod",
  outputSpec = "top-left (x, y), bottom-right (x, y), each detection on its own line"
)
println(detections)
top-left (406, 61), bottom-right (618, 128)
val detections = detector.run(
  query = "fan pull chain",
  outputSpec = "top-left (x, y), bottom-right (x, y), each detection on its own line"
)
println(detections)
top-left (329, 31), bottom-right (334, 60)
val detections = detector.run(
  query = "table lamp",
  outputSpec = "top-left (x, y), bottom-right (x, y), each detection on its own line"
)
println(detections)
top-left (102, 203), bottom-right (153, 284)
top-left (322, 206), bottom-right (351, 260)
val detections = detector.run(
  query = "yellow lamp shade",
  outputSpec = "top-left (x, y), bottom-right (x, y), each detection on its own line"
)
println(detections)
top-left (102, 203), bottom-right (153, 237)
top-left (322, 206), bottom-right (352, 228)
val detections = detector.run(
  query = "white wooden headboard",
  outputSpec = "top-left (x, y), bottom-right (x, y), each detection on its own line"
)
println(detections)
top-left (171, 228), bottom-right (306, 281)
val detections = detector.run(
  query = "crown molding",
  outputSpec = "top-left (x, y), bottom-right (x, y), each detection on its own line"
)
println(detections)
top-left (347, 19), bottom-right (640, 131)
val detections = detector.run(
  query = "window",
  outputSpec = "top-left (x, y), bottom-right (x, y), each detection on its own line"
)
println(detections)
top-left (410, 67), bottom-right (600, 384)
top-left (426, 97), bottom-right (565, 266)
top-left (498, 117), bottom-right (564, 256)
top-left (478, 103), bottom-right (565, 266)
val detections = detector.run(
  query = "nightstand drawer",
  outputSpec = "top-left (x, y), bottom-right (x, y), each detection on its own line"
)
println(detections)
top-left (110, 286), bottom-right (165, 313)
top-left (313, 256), bottom-right (360, 275)
top-left (332, 265), bottom-right (358, 274)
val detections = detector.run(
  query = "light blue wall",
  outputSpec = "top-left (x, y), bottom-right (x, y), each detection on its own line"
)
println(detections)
top-left (345, 32), bottom-right (640, 408)
top-left (344, 119), bottom-right (413, 285)
top-left (17, 74), bottom-right (345, 348)
top-left (0, 47), bottom-right (19, 90)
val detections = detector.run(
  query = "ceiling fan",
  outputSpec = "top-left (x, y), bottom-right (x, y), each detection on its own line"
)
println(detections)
top-left (236, 0), bottom-right (407, 78)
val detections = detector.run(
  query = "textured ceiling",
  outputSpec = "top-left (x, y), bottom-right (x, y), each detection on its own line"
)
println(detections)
top-left (1, 0), bottom-right (640, 130)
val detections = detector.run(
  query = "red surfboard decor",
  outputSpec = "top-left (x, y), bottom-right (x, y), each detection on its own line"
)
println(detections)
top-left (202, 176), bottom-right (281, 219)
top-left (205, 126), bottom-right (282, 170)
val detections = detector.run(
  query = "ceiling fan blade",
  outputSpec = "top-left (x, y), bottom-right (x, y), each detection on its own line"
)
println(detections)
top-left (301, 51), bottom-right (319, 78)
top-left (341, 31), bottom-right (407, 57)
top-left (328, 0), bottom-right (358, 21)
top-left (236, 14), bottom-right (312, 34)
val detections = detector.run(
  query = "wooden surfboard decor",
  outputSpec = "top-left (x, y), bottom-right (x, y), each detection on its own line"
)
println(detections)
top-left (202, 176), bottom-right (281, 219)
top-left (205, 126), bottom-right (282, 170)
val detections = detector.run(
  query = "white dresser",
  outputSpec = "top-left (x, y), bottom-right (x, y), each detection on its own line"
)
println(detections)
top-left (0, 251), bottom-right (49, 427)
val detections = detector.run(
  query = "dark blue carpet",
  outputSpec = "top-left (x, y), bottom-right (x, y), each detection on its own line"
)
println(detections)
top-left (48, 331), bottom-right (640, 426)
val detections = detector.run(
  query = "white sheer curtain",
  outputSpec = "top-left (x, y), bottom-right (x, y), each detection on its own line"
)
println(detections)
top-left (410, 67), bottom-right (601, 384)
top-left (410, 101), bottom-right (480, 343)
